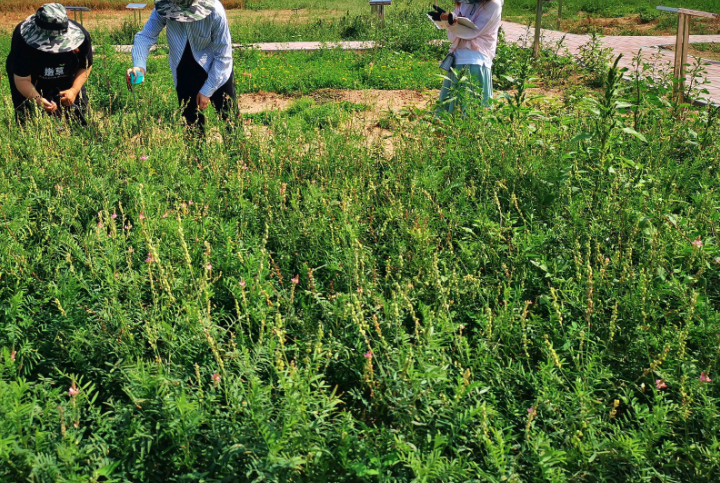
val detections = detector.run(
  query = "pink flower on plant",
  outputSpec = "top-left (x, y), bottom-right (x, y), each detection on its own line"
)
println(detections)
top-left (111, 212), bottom-right (118, 219)
top-left (145, 254), bottom-right (155, 263)
top-left (692, 238), bottom-right (703, 248)
top-left (701, 372), bottom-right (712, 383)
top-left (139, 212), bottom-right (146, 220)
top-left (125, 224), bottom-right (132, 231)
top-left (291, 276), bottom-right (299, 285)
top-left (211, 373), bottom-right (221, 383)
top-left (11, 350), bottom-right (16, 361)
top-left (189, 200), bottom-right (194, 206)
top-left (205, 263), bottom-right (212, 270)
top-left (97, 222), bottom-right (103, 228)
top-left (364, 351), bottom-right (372, 359)
top-left (239, 280), bottom-right (246, 288)
top-left (140, 155), bottom-right (148, 161)
top-left (528, 407), bottom-right (536, 415)
top-left (162, 212), bottom-right (168, 219)
top-left (655, 379), bottom-right (667, 390)
top-left (68, 386), bottom-right (80, 396)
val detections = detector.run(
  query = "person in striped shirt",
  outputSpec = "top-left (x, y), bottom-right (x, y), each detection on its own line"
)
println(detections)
top-left (127, 0), bottom-right (235, 130)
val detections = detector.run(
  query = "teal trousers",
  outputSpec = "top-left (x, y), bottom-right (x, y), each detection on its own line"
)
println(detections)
top-left (437, 63), bottom-right (493, 114)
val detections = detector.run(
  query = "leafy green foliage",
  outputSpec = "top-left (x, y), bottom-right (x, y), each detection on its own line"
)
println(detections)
top-left (2, 13), bottom-right (720, 483)
top-left (234, 48), bottom-right (440, 94)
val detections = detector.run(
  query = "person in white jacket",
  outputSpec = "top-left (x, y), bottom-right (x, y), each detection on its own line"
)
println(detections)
top-left (431, 0), bottom-right (503, 112)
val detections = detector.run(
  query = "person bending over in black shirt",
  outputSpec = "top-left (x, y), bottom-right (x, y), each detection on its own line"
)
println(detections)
top-left (5, 3), bottom-right (93, 125)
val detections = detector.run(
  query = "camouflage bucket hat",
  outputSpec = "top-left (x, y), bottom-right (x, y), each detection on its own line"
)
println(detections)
top-left (20, 3), bottom-right (85, 53)
top-left (155, 0), bottom-right (215, 23)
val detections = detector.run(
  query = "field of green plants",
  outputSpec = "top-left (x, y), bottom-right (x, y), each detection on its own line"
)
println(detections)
top-left (505, 0), bottom-right (720, 35)
top-left (2, 1), bottom-right (720, 481)
top-left (504, 0), bottom-right (720, 18)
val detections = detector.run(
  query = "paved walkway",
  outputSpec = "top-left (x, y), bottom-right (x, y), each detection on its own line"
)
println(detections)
top-left (501, 22), bottom-right (720, 104)
top-left (114, 22), bottom-right (720, 104)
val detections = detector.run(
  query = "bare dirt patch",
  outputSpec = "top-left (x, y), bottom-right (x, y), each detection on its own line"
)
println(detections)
top-left (238, 89), bottom-right (436, 116)
top-left (238, 89), bottom-right (437, 157)
top-left (563, 15), bottom-right (663, 36)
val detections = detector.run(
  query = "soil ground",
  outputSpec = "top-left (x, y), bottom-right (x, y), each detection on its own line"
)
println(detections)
top-left (235, 87), bottom-right (567, 155)
top-left (238, 89), bottom-right (434, 115)
top-left (230, 89), bottom-right (435, 156)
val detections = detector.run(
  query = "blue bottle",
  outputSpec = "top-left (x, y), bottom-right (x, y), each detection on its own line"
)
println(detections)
top-left (130, 71), bottom-right (144, 85)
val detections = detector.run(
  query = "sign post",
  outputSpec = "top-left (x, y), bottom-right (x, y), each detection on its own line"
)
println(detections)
top-left (533, 0), bottom-right (543, 58)
top-left (369, 0), bottom-right (391, 22)
top-left (126, 3), bottom-right (148, 24)
top-left (65, 6), bottom-right (91, 26)
top-left (557, 0), bottom-right (563, 26)
top-left (657, 6), bottom-right (718, 103)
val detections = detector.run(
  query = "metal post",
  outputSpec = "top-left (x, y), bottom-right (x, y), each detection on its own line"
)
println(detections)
top-left (371, 4), bottom-right (385, 22)
top-left (369, 1), bottom-right (390, 23)
top-left (533, 0), bottom-right (543, 58)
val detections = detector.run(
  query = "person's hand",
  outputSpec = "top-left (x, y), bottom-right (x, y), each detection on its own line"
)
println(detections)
top-left (431, 5), bottom-right (455, 25)
top-left (440, 12), bottom-right (456, 24)
top-left (38, 97), bottom-right (57, 113)
top-left (196, 93), bottom-right (210, 111)
top-left (126, 66), bottom-right (145, 84)
top-left (59, 88), bottom-right (78, 107)
top-left (427, 8), bottom-right (442, 21)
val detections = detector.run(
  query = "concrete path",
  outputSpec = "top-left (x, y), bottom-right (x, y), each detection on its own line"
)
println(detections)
top-left (501, 22), bottom-right (720, 104)
top-left (114, 21), bottom-right (720, 104)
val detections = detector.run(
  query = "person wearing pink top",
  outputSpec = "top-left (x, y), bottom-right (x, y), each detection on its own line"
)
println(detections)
top-left (430, 0), bottom-right (503, 112)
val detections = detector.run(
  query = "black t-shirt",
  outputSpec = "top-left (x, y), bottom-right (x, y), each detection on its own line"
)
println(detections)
top-left (5, 20), bottom-right (93, 96)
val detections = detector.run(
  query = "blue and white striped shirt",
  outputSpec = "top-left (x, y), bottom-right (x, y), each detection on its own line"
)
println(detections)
top-left (131, 0), bottom-right (233, 97)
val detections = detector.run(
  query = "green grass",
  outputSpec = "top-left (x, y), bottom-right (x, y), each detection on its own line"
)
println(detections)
top-left (0, 0), bottom-right (245, 12)
top-left (3, 16), bottom-right (720, 483)
top-left (504, 0), bottom-right (720, 35)
top-left (244, 97), bottom-right (370, 127)
top-left (234, 48), bottom-right (441, 94)
top-left (503, 0), bottom-right (720, 18)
